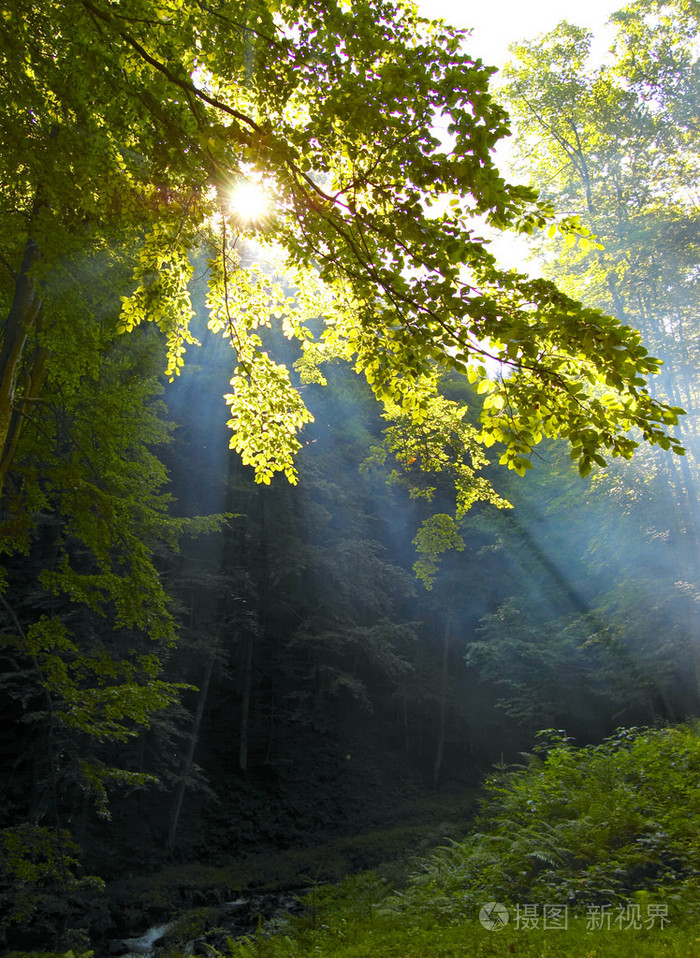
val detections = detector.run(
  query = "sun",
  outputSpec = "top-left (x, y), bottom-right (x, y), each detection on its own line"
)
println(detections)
top-left (228, 180), bottom-right (270, 224)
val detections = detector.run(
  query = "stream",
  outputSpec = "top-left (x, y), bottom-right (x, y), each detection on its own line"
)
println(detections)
top-left (117, 923), bottom-right (175, 957)
top-left (108, 891), bottom-right (302, 957)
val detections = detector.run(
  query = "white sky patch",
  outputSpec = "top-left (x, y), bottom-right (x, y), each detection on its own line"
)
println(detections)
top-left (410, 0), bottom-right (626, 276)
top-left (415, 0), bottom-right (622, 69)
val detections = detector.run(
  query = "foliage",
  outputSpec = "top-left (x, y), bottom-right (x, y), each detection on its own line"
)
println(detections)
top-left (15, 917), bottom-right (700, 958)
top-left (499, 0), bottom-right (698, 474)
top-left (197, 909), bottom-right (700, 958)
top-left (0, 321), bottom-right (214, 805)
top-left (0, 824), bottom-right (106, 955)
top-left (2, 3), bottom-right (700, 952)
top-left (411, 514), bottom-right (465, 589)
top-left (0, 0), bottom-right (685, 503)
top-left (466, 570), bottom-right (700, 733)
top-left (466, 599), bottom-right (610, 727)
top-left (395, 725), bottom-right (700, 915)
top-left (150, 837), bottom-right (700, 958)
top-left (0, 825), bottom-right (102, 927)
top-left (0, 314), bottom-right (224, 943)
top-left (463, 0), bottom-right (700, 736)
top-left (362, 371), bottom-right (512, 585)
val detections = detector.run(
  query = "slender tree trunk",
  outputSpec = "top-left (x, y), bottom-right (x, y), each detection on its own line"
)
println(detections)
top-left (265, 696), bottom-right (276, 764)
top-left (432, 613), bottom-right (451, 791)
top-left (240, 487), bottom-right (266, 773)
top-left (0, 344), bottom-right (49, 495)
top-left (399, 676), bottom-right (409, 754)
top-left (238, 632), bottom-right (253, 773)
top-left (0, 238), bottom-right (43, 497)
top-left (167, 656), bottom-right (214, 853)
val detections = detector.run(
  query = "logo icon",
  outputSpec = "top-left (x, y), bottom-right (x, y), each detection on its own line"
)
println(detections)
top-left (479, 901), bottom-right (509, 931)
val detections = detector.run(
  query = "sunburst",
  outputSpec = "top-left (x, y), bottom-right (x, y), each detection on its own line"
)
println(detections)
top-left (228, 180), bottom-right (270, 225)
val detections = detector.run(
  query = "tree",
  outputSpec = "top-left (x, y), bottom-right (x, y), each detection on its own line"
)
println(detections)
top-left (0, 0), bottom-right (684, 504)
top-left (499, 0), bottom-right (698, 483)
top-left (480, 0), bottom-right (700, 725)
top-left (0, 317), bottom-right (215, 945)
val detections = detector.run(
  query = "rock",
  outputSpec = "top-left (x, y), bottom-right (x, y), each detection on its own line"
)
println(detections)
top-left (108, 941), bottom-right (129, 956)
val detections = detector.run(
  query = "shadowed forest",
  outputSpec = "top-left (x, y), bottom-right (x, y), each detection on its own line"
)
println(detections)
top-left (1, 1), bottom-right (699, 956)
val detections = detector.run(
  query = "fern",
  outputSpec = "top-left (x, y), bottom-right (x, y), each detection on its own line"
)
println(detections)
top-left (391, 723), bottom-right (700, 914)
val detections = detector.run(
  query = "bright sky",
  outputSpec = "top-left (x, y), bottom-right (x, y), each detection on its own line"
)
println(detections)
top-left (417, 0), bottom-right (624, 67)
top-left (412, 0), bottom-right (627, 272)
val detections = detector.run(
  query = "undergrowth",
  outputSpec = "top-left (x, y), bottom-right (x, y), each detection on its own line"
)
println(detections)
top-left (8, 725), bottom-right (700, 958)
top-left (395, 724), bottom-right (700, 917)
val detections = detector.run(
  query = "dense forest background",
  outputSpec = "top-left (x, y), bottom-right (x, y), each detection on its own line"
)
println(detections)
top-left (0, 0), bottom-right (698, 955)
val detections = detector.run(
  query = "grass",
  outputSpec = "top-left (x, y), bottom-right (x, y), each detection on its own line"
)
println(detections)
top-left (223, 908), bottom-right (700, 958)
top-left (9, 908), bottom-right (700, 958)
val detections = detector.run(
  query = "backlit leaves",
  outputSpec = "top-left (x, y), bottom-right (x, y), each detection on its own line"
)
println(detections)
top-left (0, 0), bottom-right (686, 492)
top-left (119, 223), bottom-right (198, 379)
top-left (225, 353), bottom-right (314, 484)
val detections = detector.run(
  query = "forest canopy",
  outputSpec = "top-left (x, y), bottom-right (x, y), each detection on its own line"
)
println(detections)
top-left (1, 2), bottom-right (700, 954)
top-left (0, 0), bottom-right (685, 499)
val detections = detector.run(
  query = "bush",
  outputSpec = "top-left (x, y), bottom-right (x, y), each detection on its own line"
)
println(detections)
top-left (394, 724), bottom-right (700, 916)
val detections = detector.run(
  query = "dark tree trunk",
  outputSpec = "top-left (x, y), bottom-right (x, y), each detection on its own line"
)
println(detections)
top-left (167, 656), bottom-right (214, 853)
top-left (432, 613), bottom-right (451, 791)
top-left (0, 237), bottom-right (43, 497)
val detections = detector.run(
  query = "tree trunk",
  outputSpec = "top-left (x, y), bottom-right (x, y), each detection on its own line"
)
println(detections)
top-left (0, 238), bottom-right (43, 498)
top-left (238, 632), bottom-right (253, 773)
top-left (432, 613), bottom-right (451, 791)
top-left (167, 656), bottom-right (214, 854)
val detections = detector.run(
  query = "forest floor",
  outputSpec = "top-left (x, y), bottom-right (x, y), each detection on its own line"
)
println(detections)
top-left (115, 871), bottom-right (700, 958)
top-left (102, 788), bottom-right (481, 940)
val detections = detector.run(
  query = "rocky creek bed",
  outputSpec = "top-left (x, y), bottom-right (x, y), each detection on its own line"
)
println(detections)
top-left (106, 891), bottom-right (303, 958)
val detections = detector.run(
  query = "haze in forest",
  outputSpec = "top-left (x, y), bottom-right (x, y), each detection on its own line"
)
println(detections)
top-left (0, 1), bottom-right (698, 956)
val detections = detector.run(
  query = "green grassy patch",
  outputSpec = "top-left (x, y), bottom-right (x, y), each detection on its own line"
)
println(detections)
top-left (223, 909), bottom-right (700, 958)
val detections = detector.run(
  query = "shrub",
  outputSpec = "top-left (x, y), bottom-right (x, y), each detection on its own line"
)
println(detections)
top-left (393, 724), bottom-right (700, 916)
